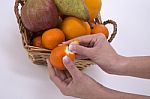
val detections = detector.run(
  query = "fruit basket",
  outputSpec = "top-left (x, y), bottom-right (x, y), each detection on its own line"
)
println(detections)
top-left (14, 0), bottom-right (117, 70)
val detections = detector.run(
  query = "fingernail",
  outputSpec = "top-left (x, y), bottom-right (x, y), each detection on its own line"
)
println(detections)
top-left (69, 44), bottom-right (76, 53)
top-left (63, 56), bottom-right (70, 64)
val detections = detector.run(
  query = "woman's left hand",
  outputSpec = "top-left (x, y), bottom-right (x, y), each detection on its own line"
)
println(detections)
top-left (47, 56), bottom-right (104, 99)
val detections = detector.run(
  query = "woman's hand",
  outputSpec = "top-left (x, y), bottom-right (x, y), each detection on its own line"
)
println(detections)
top-left (47, 57), bottom-right (104, 99)
top-left (64, 33), bottom-right (150, 79)
top-left (63, 33), bottom-right (123, 74)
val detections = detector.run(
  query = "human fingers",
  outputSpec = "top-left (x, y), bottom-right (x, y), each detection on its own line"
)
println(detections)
top-left (69, 44), bottom-right (92, 58)
top-left (76, 54), bottom-right (89, 60)
top-left (64, 70), bottom-right (71, 78)
top-left (63, 56), bottom-right (82, 79)
top-left (63, 34), bottom-right (104, 46)
top-left (47, 59), bottom-right (66, 89)
top-left (54, 69), bottom-right (68, 81)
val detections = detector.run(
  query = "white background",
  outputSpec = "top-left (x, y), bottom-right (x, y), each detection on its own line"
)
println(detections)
top-left (0, 0), bottom-right (150, 99)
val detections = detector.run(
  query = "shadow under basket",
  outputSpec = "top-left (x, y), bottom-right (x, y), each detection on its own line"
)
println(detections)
top-left (14, 0), bottom-right (117, 70)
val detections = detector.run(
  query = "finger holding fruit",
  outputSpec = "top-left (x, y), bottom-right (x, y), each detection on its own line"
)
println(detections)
top-left (47, 56), bottom-right (104, 99)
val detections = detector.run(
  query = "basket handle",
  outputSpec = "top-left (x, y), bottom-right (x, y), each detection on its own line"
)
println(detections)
top-left (95, 14), bottom-right (117, 43)
top-left (14, 0), bottom-right (30, 47)
top-left (14, 0), bottom-right (25, 25)
top-left (103, 20), bottom-right (117, 43)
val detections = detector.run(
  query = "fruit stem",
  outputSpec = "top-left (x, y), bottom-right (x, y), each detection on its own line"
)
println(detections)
top-left (95, 13), bottom-right (102, 24)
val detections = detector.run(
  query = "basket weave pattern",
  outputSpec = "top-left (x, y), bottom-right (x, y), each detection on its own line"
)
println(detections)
top-left (14, 0), bottom-right (117, 70)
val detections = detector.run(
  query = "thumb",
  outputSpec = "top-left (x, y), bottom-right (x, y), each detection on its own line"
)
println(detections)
top-left (69, 44), bottom-right (91, 57)
top-left (63, 56), bottom-right (81, 78)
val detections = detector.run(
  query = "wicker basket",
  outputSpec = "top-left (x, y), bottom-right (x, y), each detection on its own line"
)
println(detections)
top-left (14, 0), bottom-right (117, 70)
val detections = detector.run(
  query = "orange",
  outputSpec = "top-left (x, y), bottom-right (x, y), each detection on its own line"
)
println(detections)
top-left (91, 24), bottom-right (109, 39)
top-left (61, 17), bottom-right (91, 40)
top-left (84, 0), bottom-right (102, 22)
top-left (42, 28), bottom-right (65, 50)
top-left (49, 45), bottom-right (75, 70)
top-left (32, 36), bottom-right (43, 48)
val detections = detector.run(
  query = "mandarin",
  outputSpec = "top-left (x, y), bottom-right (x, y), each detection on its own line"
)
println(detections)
top-left (61, 17), bottom-right (91, 40)
top-left (32, 36), bottom-right (43, 48)
top-left (49, 45), bottom-right (75, 70)
top-left (91, 24), bottom-right (109, 39)
top-left (42, 28), bottom-right (65, 49)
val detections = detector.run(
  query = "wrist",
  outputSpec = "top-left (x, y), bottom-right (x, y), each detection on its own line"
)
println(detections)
top-left (94, 84), bottom-right (118, 99)
top-left (110, 55), bottom-right (128, 75)
top-left (85, 84), bottom-right (108, 99)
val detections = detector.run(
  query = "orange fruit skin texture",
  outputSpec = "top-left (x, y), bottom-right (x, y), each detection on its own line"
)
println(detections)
top-left (61, 17), bottom-right (91, 40)
top-left (49, 45), bottom-right (75, 70)
top-left (84, 0), bottom-right (102, 22)
top-left (42, 28), bottom-right (65, 50)
top-left (91, 24), bottom-right (109, 39)
top-left (32, 36), bottom-right (43, 48)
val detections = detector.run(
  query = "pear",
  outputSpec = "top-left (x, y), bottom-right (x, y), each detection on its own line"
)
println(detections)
top-left (54, 0), bottom-right (90, 21)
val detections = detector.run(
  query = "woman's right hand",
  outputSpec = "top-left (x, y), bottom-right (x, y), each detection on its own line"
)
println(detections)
top-left (63, 33), bottom-right (123, 74)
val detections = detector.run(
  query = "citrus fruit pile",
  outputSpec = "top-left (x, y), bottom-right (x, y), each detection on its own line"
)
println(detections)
top-left (22, 0), bottom-right (110, 70)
